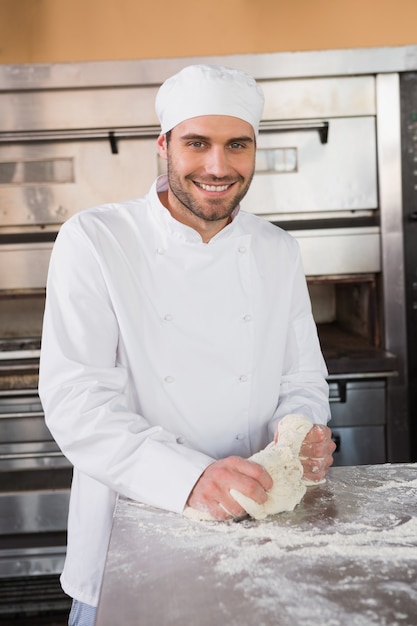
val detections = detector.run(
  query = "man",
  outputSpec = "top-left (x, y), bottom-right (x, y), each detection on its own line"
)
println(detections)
top-left (39, 64), bottom-right (335, 626)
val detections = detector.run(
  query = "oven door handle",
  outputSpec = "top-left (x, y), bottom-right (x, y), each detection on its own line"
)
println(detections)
top-left (258, 120), bottom-right (329, 144)
top-left (0, 121), bottom-right (330, 145)
top-left (329, 380), bottom-right (347, 403)
top-left (0, 120), bottom-right (330, 156)
top-left (0, 450), bottom-right (64, 460)
top-left (0, 411), bottom-right (44, 419)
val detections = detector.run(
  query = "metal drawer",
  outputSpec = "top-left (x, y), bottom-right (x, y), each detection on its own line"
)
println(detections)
top-left (328, 378), bottom-right (387, 465)
top-left (292, 227), bottom-right (381, 276)
top-left (328, 379), bottom-right (386, 427)
top-left (331, 425), bottom-right (386, 466)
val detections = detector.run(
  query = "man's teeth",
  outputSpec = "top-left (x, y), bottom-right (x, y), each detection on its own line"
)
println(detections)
top-left (199, 183), bottom-right (230, 192)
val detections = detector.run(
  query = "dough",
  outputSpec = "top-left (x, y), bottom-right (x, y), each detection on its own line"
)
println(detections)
top-left (183, 413), bottom-right (314, 522)
top-left (230, 414), bottom-right (313, 520)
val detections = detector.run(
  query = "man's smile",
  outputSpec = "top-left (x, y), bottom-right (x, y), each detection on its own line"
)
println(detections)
top-left (194, 182), bottom-right (234, 192)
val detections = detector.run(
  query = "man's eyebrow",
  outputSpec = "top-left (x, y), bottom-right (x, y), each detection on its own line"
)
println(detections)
top-left (179, 133), bottom-right (210, 142)
top-left (229, 135), bottom-right (255, 144)
top-left (179, 133), bottom-right (254, 144)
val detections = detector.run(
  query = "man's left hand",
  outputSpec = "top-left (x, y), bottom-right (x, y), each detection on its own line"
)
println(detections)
top-left (299, 424), bottom-right (336, 482)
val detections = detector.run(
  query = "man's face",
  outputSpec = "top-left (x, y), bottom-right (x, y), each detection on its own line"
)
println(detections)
top-left (157, 115), bottom-right (256, 226)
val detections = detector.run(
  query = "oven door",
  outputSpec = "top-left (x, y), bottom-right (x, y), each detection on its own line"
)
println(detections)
top-left (0, 135), bottom-right (159, 290)
top-left (242, 116), bottom-right (378, 221)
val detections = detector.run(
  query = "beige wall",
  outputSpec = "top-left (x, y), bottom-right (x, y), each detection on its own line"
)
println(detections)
top-left (0, 0), bottom-right (417, 64)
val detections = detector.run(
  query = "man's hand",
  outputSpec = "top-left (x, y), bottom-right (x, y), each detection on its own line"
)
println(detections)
top-left (299, 424), bottom-right (336, 482)
top-left (186, 456), bottom-right (273, 521)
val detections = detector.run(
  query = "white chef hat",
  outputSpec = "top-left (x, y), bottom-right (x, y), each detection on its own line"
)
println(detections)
top-left (155, 64), bottom-right (265, 137)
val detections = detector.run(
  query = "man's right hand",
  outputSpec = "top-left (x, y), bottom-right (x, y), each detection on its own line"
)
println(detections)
top-left (186, 456), bottom-right (273, 520)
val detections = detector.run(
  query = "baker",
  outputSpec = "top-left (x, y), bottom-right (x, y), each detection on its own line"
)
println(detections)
top-left (38, 64), bottom-right (336, 626)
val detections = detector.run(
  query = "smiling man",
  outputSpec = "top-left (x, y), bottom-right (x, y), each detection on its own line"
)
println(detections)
top-left (39, 64), bottom-right (335, 626)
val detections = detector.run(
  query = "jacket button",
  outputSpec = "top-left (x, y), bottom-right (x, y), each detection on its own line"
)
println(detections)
top-left (164, 376), bottom-right (175, 383)
top-left (176, 436), bottom-right (185, 444)
top-left (164, 314), bottom-right (173, 321)
top-left (238, 246), bottom-right (246, 254)
top-left (239, 374), bottom-right (248, 382)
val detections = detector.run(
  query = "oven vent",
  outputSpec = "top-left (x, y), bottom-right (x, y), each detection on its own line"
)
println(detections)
top-left (0, 574), bottom-right (70, 624)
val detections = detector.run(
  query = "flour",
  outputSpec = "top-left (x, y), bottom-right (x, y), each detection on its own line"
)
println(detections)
top-left (128, 501), bottom-right (417, 625)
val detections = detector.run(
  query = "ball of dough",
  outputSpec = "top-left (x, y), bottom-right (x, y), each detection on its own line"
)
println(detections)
top-left (230, 414), bottom-right (313, 519)
top-left (184, 414), bottom-right (314, 522)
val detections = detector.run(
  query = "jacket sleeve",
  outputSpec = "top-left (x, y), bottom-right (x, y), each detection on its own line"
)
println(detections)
top-left (268, 243), bottom-right (331, 438)
top-left (38, 219), bottom-right (213, 514)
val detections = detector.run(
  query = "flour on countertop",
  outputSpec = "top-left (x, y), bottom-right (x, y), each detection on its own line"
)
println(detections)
top-left (114, 465), bottom-right (417, 626)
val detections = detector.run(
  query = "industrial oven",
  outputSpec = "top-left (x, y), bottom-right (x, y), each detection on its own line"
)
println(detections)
top-left (0, 45), bottom-right (415, 619)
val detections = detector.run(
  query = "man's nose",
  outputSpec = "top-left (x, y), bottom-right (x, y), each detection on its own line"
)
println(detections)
top-left (204, 146), bottom-right (230, 177)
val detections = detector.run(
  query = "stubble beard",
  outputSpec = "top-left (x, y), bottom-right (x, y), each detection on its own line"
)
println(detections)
top-left (166, 153), bottom-right (254, 223)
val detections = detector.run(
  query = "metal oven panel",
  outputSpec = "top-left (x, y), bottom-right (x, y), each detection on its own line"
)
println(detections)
top-left (400, 71), bottom-right (417, 460)
top-left (261, 75), bottom-right (376, 120)
top-left (0, 138), bottom-right (159, 228)
top-left (0, 86), bottom-right (159, 133)
top-left (329, 379), bottom-right (386, 466)
top-left (0, 137), bottom-right (160, 290)
top-left (330, 425), bottom-right (386, 466)
top-left (0, 390), bottom-right (71, 479)
top-left (242, 116), bottom-right (378, 219)
top-left (0, 243), bottom-right (52, 290)
top-left (328, 379), bottom-right (385, 427)
top-left (292, 226), bottom-right (381, 276)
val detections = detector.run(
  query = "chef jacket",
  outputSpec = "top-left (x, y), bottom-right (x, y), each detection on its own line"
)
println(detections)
top-left (38, 174), bottom-right (330, 606)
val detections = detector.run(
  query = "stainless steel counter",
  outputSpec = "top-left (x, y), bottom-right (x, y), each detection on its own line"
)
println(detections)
top-left (96, 464), bottom-right (417, 626)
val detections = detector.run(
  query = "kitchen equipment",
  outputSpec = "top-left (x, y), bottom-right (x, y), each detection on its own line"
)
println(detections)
top-left (0, 60), bottom-right (409, 466)
top-left (400, 71), bottom-right (417, 461)
top-left (0, 338), bottom-right (71, 621)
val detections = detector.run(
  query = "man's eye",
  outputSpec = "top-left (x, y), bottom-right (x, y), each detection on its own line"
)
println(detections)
top-left (230, 142), bottom-right (244, 149)
top-left (190, 141), bottom-right (204, 148)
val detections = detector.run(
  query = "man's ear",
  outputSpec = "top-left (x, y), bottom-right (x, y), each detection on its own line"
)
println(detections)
top-left (157, 134), bottom-right (168, 160)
